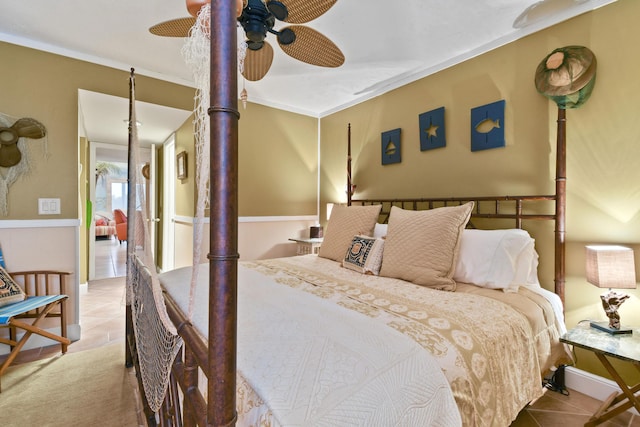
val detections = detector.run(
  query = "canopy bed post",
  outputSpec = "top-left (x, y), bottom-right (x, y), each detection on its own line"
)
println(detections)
top-left (125, 69), bottom-right (135, 370)
top-left (207, 1), bottom-right (239, 426)
top-left (347, 123), bottom-right (352, 206)
top-left (534, 45), bottom-right (597, 305)
top-left (555, 108), bottom-right (567, 305)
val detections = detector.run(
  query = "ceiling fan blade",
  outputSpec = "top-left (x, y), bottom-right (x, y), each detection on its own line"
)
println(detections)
top-left (278, 26), bottom-right (344, 68)
top-left (12, 118), bottom-right (46, 139)
top-left (149, 17), bottom-right (196, 37)
top-left (272, 0), bottom-right (337, 24)
top-left (242, 41), bottom-right (274, 81)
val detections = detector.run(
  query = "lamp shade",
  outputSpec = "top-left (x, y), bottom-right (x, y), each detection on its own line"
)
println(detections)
top-left (585, 245), bottom-right (636, 289)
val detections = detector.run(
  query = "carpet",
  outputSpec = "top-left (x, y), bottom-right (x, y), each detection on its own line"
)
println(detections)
top-left (0, 343), bottom-right (141, 426)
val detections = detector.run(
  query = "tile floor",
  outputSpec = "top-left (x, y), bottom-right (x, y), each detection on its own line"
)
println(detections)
top-left (3, 239), bottom-right (640, 426)
top-left (94, 237), bottom-right (127, 279)
top-left (512, 387), bottom-right (640, 426)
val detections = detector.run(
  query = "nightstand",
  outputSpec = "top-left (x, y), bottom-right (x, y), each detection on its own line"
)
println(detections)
top-left (560, 323), bottom-right (640, 426)
top-left (288, 238), bottom-right (323, 255)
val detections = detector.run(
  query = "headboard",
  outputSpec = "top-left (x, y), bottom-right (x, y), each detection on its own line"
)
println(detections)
top-left (346, 112), bottom-right (568, 305)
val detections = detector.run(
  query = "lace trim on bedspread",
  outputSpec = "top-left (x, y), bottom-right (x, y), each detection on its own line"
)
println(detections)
top-left (243, 256), bottom-right (565, 427)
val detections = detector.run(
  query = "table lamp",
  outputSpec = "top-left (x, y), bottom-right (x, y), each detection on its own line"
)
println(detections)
top-left (585, 245), bottom-right (637, 334)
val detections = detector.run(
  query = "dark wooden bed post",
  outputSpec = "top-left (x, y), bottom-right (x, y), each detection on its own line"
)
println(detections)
top-left (125, 68), bottom-right (135, 370)
top-left (555, 108), bottom-right (567, 306)
top-left (347, 123), bottom-right (352, 206)
top-left (208, 2), bottom-right (239, 426)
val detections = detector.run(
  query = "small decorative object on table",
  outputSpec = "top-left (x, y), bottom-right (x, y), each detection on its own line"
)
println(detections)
top-left (585, 245), bottom-right (637, 334)
top-left (310, 225), bottom-right (323, 239)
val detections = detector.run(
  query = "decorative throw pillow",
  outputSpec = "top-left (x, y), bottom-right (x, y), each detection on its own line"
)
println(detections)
top-left (318, 204), bottom-right (382, 262)
top-left (0, 266), bottom-right (26, 307)
top-left (379, 202), bottom-right (474, 291)
top-left (343, 235), bottom-right (385, 275)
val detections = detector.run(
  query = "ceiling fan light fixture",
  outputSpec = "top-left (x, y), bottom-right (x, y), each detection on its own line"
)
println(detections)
top-left (245, 21), bottom-right (268, 43)
top-left (277, 27), bottom-right (296, 45)
top-left (247, 40), bottom-right (264, 50)
top-left (186, 0), bottom-right (209, 17)
top-left (267, 1), bottom-right (288, 21)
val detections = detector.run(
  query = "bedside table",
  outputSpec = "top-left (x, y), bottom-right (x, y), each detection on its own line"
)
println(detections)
top-left (561, 323), bottom-right (640, 426)
top-left (288, 238), bottom-right (323, 255)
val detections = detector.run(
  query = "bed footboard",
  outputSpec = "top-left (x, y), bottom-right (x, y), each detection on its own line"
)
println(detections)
top-left (127, 254), bottom-right (208, 427)
top-left (162, 292), bottom-right (209, 426)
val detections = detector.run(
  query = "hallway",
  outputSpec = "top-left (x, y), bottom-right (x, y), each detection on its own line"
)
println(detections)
top-left (95, 237), bottom-right (127, 279)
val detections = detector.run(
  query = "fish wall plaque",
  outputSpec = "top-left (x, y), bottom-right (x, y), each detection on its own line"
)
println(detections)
top-left (471, 100), bottom-right (505, 152)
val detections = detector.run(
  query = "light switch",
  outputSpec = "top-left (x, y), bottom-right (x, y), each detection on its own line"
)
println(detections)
top-left (38, 198), bottom-right (61, 215)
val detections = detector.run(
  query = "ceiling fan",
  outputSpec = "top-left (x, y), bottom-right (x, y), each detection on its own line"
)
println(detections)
top-left (149, 0), bottom-right (345, 82)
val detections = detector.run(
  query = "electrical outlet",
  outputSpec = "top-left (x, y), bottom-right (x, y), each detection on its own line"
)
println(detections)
top-left (38, 198), bottom-right (61, 215)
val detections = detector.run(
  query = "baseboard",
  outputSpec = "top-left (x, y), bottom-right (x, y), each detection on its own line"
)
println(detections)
top-left (565, 365), bottom-right (639, 415)
top-left (79, 281), bottom-right (88, 294)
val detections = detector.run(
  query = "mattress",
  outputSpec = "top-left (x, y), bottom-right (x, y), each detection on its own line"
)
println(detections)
top-left (160, 255), bottom-right (572, 426)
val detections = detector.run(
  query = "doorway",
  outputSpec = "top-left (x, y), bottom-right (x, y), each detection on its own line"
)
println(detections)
top-left (89, 142), bottom-right (151, 279)
top-left (78, 89), bottom-right (192, 280)
top-left (162, 135), bottom-right (176, 271)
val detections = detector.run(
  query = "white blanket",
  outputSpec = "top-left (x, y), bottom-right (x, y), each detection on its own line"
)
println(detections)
top-left (160, 263), bottom-right (461, 426)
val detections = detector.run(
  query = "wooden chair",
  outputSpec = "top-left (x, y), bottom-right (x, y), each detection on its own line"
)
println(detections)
top-left (0, 271), bottom-right (70, 392)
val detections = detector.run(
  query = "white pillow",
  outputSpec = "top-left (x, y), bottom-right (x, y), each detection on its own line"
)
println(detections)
top-left (453, 229), bottom-right (540, 292)
top-left (373, 223), bottom-right (388, 238)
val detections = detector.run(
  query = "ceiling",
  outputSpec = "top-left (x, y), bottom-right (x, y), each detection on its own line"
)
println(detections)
top-left (0, 0), bottom-right (617, 149)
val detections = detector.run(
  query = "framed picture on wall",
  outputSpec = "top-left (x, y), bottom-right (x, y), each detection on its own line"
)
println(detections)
top-left (177, 151), bottom-right (187, 179)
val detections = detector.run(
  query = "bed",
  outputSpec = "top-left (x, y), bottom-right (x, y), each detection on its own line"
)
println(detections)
top-left (149, 199), bottom-right (571, 426)
top-left (125, 3), bottom-right (573, 426)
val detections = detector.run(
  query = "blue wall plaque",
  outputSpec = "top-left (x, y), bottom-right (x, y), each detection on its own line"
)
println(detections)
top-left (381, 128), bottom-right (401, 165)
top-left (419, 107), bottom-right (446, 151)
top-left (471, 100), bottom-right (505, 152)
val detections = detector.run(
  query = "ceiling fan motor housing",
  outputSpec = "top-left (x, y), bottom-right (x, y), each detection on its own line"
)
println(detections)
top-left (239, 0), bottom-right (276, 45)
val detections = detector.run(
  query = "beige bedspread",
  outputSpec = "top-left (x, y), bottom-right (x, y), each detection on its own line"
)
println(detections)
top-left (160, 255), bottom-right (571, 426)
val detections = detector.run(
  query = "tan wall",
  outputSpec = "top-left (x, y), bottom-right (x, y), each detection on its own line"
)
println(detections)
top-left (174, 117), bottom-right (196, 217)
top-left (0, 41), bottom-right (195, 342)
top-left (320, 0), bottom-right (640, 382)
top-left (171, 100), bottom-right (320, 264)
top-left (0, 41), bottom-right (195, 221)
top-left (238, 102), bottom-right (318, 216)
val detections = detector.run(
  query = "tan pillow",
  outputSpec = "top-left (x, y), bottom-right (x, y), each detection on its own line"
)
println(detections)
top-left (379, 202), bottom-right (474, 290)
top-left (0, 266), bottom-right (26, 307)
top-left (342, 235), bottom-right (385, 275)
top-left (318, 204), bottom-right (382, 262)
